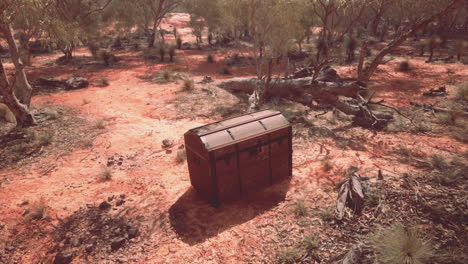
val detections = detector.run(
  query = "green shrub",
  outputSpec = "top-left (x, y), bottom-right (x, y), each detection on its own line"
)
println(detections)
top-left (159, 46), bottom-right (166, 62)
top-left (220, 66), bottom-right (232, 75)
top-left (454, 83), bottom-right (468, 101)
top-left (303, 233), bottom-right (320, 251)
top-left (430, 154), bottom-right (448, 170)
top-left (368, 223), bottom-right (432, 264)
top-left (323, 159), bottom-right (333, 172)
top-left (162, 71), bottom-right (173, 82)
top-left (432, 169), bottom-right (464, 186)
top-left (38, 132), bottom-right (54, 146)
top-left (44, 110), bottom-right (59, 120)
top-left (95, 78), bottom-right (109, 87)
top-left (169, 46), bottom-right (176, 62)
top-left (319, 206), bottom-right (335, 222)
top-left (183, 79), bottom-right (194, 91)
top-left (100, 168), bottom-right (112, 181)
top-left (28, 199), bottom-right (47, 220)
top-left (176, 38), bottom-right (182, 49)
top-left (277, 248), bottom-right (300, 264)
top-left (396, 60), bottom-right (411, 72)
top-left (293, 199), bottom-right (307, 217)
top-left (207, 54), bottom-right (215, 63)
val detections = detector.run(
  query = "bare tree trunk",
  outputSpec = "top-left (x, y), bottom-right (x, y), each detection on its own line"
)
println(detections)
top-left (0, 23), bottom-right (33, 106)
top-left (0, 60), bottom-right (35, 127)
top-left (249, 58), bottom-right (273, 109)
top-left (357, 0), bottom-right (462, 82)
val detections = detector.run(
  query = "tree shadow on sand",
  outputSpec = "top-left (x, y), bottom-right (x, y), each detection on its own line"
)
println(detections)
top-left (169, 178), bottom-right (291, 245)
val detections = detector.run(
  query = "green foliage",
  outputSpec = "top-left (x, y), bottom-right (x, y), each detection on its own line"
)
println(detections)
top-left (323, 158), bottom-right (333, 172)
top-left (168, 46), bottom-right (176, 62)
top-left (27, 198), bottom-right (47, 220)
top-left (101, 168), bottom-right (112, 181)
top-left (38, 131), bottom-right (54, 146)
top-left (319, 206), bottom-right (335, 222)
top-left (303, 233), bottom-right (320, 251)
top-left (176, 38), bottom-right (183, 49)
top-left (159, 45), bottom-right (166, 62)
top-left (207, 54), bottom-right (215, 63)
top-left (277, 248), bottom-right (300, 264)
top-left (95, 78), bottom-right (110, 87)
top-left (396, 60), bottom-right (411, 72)
top-left (368, 223), bottom-right (433, 264)
top-left (430, 154), bottom-right (448, 170)
top-left (220, 66), bottom-right (232, 75)
top-left (292, 199), bottom-right (307, 217)
top-left (454, 83), bottom-right (468, 101)
top-left (183, 79), bottom-right (195, 91)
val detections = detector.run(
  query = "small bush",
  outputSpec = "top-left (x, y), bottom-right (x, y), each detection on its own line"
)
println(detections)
top-left (412, 122), bottom-right (431, 133)
top-left (176, 150), bottom-right (187, 163)
top-left (396, 60), bottom-right (411, 72)
top-left (292, 199), bottom-right (307, 217)
top-left (220, 66), bottom-right (232, 75)
top-left (44, 110), bottom-right (59, 120)
top-left (303, 233), bottom-right (320, 251)
top-left (88, 43), bottom-right (99, 58)
top-left (101, 50), bottom-right (117, 66)
top-left (277, 248), bottom-right (300, 264)
top-left (100, 168), bottom-right (112, 181)
top-left (319, 207), bottom-right (335, 222)
top-left (95, 119), bottom-right (106, 129)
top-left (207, 54), bottom-right (215, 63)
top-left (183, 79), bottom-right (194, 91)
top-left (162, 71), bottom-right (173, 82)
top-left (95, 78), bottom-right (109, 87)
top-left (159, 46), bottom-right (166, 62)
top-left (176, 38), bottom-right (182, 49)
top-left (82, 99), bottom-right (90, 105)
top-left (436, 113), bottom-right (454, 125)
top-left (168, 46), bottom-right (176, 62)
top-left (365, 192), bottom-right (380, 208)
top-left (38, 132), bottom-right (54, 146)
top-left (454, 83), bottom-right (468, 101)
top-left (432, 169), bottom-right (464, 186)
top-left (430, 154), bottom-right (448, 170)
top-left (368, 223), bottom-right (432, 264)
top-left (83, 140), bottom-right (93, 148)
top-left (27, 198), bottom-right (47, 220)
top-left (323, 159), bottom-right (333, 172)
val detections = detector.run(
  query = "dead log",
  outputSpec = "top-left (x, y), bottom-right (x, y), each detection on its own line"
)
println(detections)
top-left (217, 73), bottom-right (393, 129)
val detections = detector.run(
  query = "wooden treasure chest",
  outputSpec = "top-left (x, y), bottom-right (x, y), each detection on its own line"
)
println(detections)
top-left (184, 110), bottom-right (292, 206)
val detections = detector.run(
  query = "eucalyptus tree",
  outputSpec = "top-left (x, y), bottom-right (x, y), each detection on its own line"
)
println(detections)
top-left (357, 0), bottom-right (464, 82)
top-left (0, 1), bottom-right (37, 127)
top-left (108, 0), bottom-right (180, 48)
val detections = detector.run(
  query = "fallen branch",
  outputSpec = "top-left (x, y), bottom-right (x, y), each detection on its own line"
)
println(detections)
top-left (410, 101), bottom-right (468, 118)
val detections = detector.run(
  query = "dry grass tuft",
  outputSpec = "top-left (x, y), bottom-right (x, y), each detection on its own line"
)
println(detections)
top-left (277, 248), bottom-right (300, 264)
top-left (183, 79), bottom-right (195, 91)
top-left (100, 168), bottom-right (112, 181)
top-left (292, 199), bottom-right (308, 218)
top-left (368, 223), bottom-right (432, 264)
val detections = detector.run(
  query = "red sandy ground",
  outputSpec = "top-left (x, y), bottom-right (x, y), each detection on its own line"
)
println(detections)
top-left (0, 13), bottom-right (467, 264)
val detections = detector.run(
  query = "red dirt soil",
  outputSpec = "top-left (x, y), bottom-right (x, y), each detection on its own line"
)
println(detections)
top-left (0, 13), bottom-right (467, 264)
